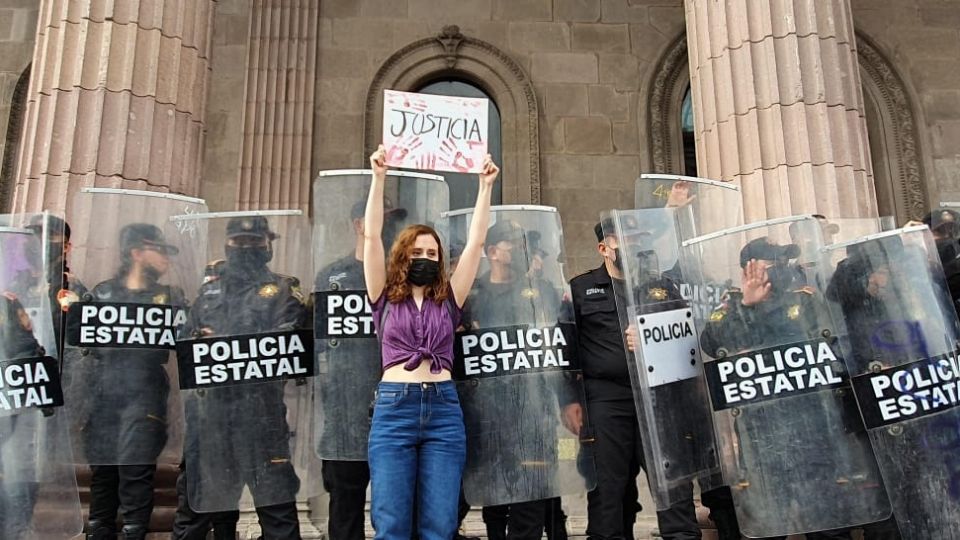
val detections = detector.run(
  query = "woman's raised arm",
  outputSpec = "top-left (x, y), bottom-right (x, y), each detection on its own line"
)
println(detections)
top-left (450, 156), bottom-right (499, 307)
top-left (363, 144), bottom-right (388, 302)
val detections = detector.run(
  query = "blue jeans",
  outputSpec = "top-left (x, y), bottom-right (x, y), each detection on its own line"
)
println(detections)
top-left (368, 381), bottom-right (466, 540)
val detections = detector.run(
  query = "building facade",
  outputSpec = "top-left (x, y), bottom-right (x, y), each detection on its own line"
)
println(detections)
top-left (0, 0), bottom-right (958, 536)
top-left (2, 0), bottom-right (957, 275)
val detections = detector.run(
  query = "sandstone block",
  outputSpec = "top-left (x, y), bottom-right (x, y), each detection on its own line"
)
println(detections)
top-left (493, 0), bottom-right (552, 22)
top-left (564, 116), bottom-right (613, 153)
top-left (572, 23), bottom-right (629, 52)
top-left (600, 0), bottom-right (648, 24)
top-left (587, 84), bottom-right (629, 119)
top-left (531, 52), bottom-right (598, 83)
top-left (507, 22), bottom-right (569, 51)
top-left (557, 0), bottom-right (601, 22)
top-left (544, 84), bottom-right (589, 117)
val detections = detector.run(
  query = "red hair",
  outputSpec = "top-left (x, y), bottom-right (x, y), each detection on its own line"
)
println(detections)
top-left (385, 224), bottom-right (449, 304)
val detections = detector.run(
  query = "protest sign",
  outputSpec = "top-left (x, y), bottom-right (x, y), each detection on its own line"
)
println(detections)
top-left (382, 89), bottom-right (488, 173)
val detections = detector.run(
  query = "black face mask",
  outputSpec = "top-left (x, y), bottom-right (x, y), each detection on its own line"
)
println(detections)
top-left (407, 258), bottom-right (440, 287)
top-left (142, 264), bottom-right (163, 285)
top-left (610, 248), bottom-right (624, 271)
top-left (508, 252), bottom-right (529, 275)
top-left (47, 242), bottom-right (64, 265)
top-left (937, 238), bottom-right (959, 264)
top-left (225, 245), bottom-right (272, 277)
top-left (766, 263), bottom-right (795, 293)
top-left (638, 250), bottom-right (659, 276)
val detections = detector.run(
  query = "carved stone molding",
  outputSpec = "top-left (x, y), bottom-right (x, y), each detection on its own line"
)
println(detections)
top-left (364, 27), bottom-right (540, 204)
top-left (647, 35), bottom-right (689, 175)
top-left (648, 32), bottom-right (926, 222)
top-left (0, 65), bottom-right (29, 213)
top-left (436, 25), bottom-right (465, 69)
top-left (856, 34), bottom-right (928, 221)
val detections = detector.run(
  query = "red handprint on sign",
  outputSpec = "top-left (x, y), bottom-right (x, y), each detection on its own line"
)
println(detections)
top-left (438, 139), bottom-right (474, 173)
top-left (386, 135), bottom-right (422, 166)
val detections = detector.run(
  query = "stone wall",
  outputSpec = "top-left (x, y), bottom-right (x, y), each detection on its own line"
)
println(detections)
top-left (314, 0), bottom-right (689, 276)
top-left (852, 0), bottom-right (960, 209)
top-left (0, 0), bottom-right (958, 261)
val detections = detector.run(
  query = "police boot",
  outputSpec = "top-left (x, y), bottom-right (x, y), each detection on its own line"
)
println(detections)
top-left (85, 519), bottom-right (116, 539)
top-left (213, 522), bottom-right (238, 540)
top-left (120, 522), bottom-right (148, 540)
top-left (709, 513), bottom-right (741, 540)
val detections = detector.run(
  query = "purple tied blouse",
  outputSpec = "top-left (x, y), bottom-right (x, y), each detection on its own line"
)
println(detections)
top-left (370, 287), bottom-right (462, 374)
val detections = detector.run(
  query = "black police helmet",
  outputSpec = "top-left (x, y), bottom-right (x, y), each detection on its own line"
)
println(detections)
top-left (485, 219), bottom-right (525, 247)
top-left (526, 230), bottom-right (547, 257)
top-left (119, 223), bottom-right (179, 255)
top-left (349, 198), bottom-right (408, 221)
top-left (225, 215), bottom-right (277, 240)
top-left (595, 216), bottom-right (644, 243)
top-left (27, 214), bottom-right (70, 241)
top-left (739, 237), bottom-right (800, 268)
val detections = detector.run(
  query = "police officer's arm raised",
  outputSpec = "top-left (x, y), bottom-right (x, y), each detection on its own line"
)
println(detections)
top-left (741, 259), bottom-right (772, 306)
top-left (449, 156), bottom-right (499, 307)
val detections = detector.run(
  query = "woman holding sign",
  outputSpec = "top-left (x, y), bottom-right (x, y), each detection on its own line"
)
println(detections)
top-left (364, 143), bottom-right (497, 540)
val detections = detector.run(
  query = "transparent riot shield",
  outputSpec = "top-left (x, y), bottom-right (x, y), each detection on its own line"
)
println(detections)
top-left (444, 205), bottom-right (596, 506)
top-left (796, 216), bottom-right (894, 281)
top-left (927, 203), bottom-right (960, 307)
top-left (0, 214), bottom-right (82, 539)
top-left (822, 225), bottom-right (960, 539)
top-left (170, 210), bottom-right (318, 512)
top-left (635, 174), bottom-right (742, 237)
top-left (312, 169), bottom-right (448, 461)
top-left (680, 216), bottom-right (891, 537)
top-left (599, 209), bottom-right (722, 510)
top-left (636, 174), bottom-right (743, 323)
top-left (64, 188), bottom-right (206, 468)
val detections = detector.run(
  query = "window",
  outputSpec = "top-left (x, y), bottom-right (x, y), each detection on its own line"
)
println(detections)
top-left (418, 80), bottom-right (503, 210)
top-left (680, 86), bottom-right (698, 177)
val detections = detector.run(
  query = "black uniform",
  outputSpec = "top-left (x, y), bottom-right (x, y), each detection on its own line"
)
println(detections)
top-left (315, 254), bottom-right (373, 540)
top-left (460, 272), bottom-right (570, 540)
top-left (172, 261), bottom-right (308, 540)
top-left (570, 264), bottom-right (701, 540)
top-left (0, 295), bottom-right (46, 539)
top-left (700, 284), bottom-right (894, 540)
top-left (80, 279), bottom-right (183, 540)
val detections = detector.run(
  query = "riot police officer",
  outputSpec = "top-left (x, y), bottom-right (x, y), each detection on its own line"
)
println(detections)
top-left (700, 237), bottom-right (894, 540)
top-left (0, 293), bottom-right (46, 539)
top-left (921, 209), bottom-right (960, 310)
top-left (24, 214), bottom-right (84, 355)
top-left (80, 224), bottom-right (184, 540)
top-left (568, 219), bottom-right (701, 540)
top-left (172, 216), bottom-right (308, 540)
top-left (315, 200), bottom-right (376, 540)
top-left (460, 219), bottom-right (568, 540)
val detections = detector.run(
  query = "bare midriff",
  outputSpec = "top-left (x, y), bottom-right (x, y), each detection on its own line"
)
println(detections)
top-left (381, 360), bottom-right (452, 382)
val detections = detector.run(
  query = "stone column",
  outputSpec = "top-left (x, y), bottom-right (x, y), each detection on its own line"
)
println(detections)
top-left (236, 0), bottom-right (318, 211)
top-left (12, 0), bottom-right (215, 213)
top-left (684, 0), bottom-right (878, 222)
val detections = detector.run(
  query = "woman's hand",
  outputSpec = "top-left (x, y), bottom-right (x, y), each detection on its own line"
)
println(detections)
top-left (479, 154), bottom-right (499, 188)
top-left (370, 144), bottom-right (387, 178)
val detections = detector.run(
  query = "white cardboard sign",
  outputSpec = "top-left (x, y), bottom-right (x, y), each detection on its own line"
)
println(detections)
top-left (382, 89), bottom-right (489, 174)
